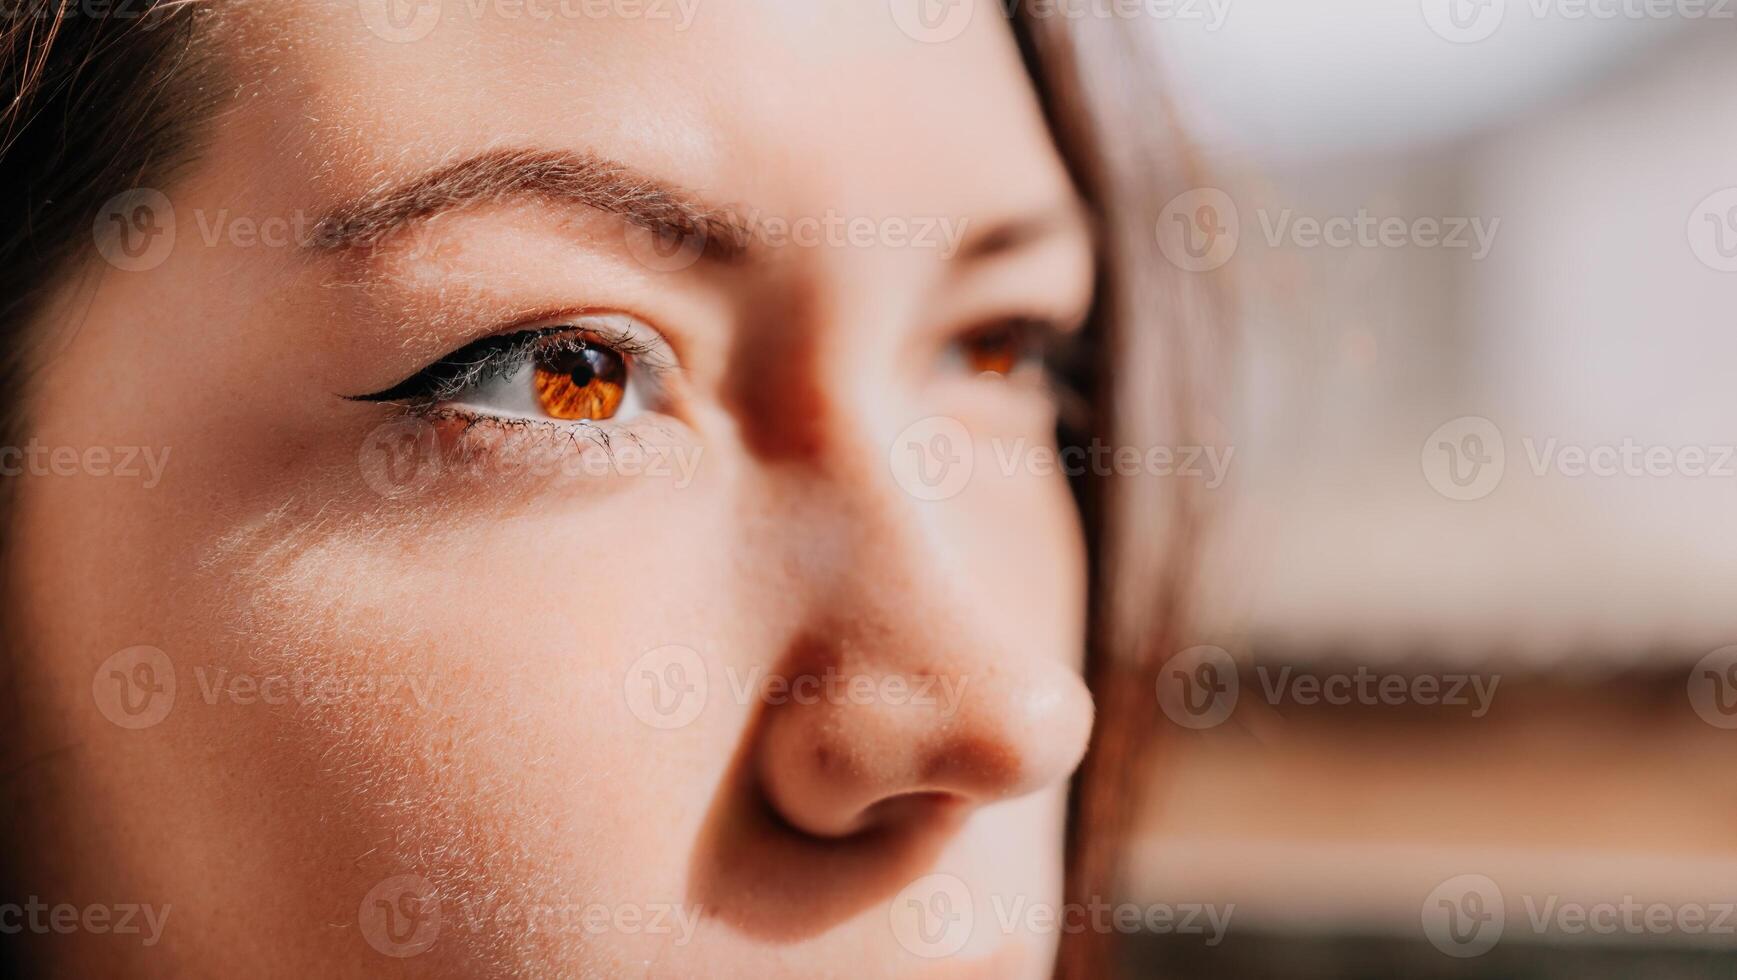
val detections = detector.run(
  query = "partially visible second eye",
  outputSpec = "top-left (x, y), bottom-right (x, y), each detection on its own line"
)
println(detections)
top-left (949, 318), bottom-right (1060, 380)
top-left (353, 314), bottom-right (670, 425)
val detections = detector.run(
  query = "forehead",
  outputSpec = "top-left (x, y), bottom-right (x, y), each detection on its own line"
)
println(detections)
top-left (223, 0), bottom-right (1073, 225)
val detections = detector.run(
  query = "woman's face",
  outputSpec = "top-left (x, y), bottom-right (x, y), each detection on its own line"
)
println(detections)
top-left (9, 1), bottom-right (1095, 976)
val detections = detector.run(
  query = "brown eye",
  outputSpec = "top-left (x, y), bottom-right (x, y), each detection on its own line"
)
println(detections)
top-left (533, 344), bottom-right (627, 420)
top-left (959, 322), bottom-right (1029, 376)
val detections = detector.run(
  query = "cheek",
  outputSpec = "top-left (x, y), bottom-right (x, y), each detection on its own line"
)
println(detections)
top-left (185, 487), bottom-right (750, 954)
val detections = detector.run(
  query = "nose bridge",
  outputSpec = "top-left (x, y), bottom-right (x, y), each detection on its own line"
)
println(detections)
top-left (739, 357), bottom-right (970, 645)
top-left (722, 237), bottom-right (915, 468)
top-left (723, 260), bottom-right (1092, 838)
top-left (782, 450), bottom-right (978, 670)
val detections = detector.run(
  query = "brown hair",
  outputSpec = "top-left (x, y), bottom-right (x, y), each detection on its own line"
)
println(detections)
top-left (1012, 9), bottom-right (1228, 977)
top-left (0, 6), bottom-right (218, 975)
top-left (0, 0), bottom-right (219, 455)
top-left (0, 5), bottom-right (1224, 977)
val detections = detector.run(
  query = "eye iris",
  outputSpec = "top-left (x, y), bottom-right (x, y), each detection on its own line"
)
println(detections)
top-left (533, 345), bottom-right (627, 420)
top-left (962, 325), bottom-right (1024, 376)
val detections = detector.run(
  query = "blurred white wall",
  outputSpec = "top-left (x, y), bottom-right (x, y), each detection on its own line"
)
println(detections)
top-left (1149, 16), bottom-right (1737, 663)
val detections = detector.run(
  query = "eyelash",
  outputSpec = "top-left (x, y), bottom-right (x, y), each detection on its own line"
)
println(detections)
top-left (351, 320), bottom-right (667, 409)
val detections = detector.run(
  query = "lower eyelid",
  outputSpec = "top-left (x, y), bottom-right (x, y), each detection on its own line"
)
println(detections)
top-left (405, 406), bottom-right (687, 475)
top-left (426, 405), bottom-right (617, 435)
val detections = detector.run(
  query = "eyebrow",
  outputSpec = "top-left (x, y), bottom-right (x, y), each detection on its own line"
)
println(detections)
top-left (308, 145), bottom-right (1092, 273)
top-left (308, 146), bottom-right (755, 262)
top-left (952, 202), bottom-right (1092, 266)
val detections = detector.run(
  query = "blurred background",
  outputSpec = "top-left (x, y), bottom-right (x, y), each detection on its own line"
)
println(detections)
top-left (1125, 3), bottom-right (1737, 977)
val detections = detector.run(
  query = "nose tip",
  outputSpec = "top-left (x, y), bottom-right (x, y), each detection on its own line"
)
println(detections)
top-left (756, 661), bottom-right (1094, 839)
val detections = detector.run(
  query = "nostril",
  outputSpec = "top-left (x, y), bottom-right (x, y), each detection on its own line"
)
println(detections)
top-left (918, 734), bottom-right (1023, 793)
top-left (861, 791), bottom-right (968, 831)
top-left (753, 647), bottom-right (1095, 840)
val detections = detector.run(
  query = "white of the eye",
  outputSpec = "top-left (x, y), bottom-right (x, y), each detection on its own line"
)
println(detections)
top-left (457, 355), bottom-right (645, 423)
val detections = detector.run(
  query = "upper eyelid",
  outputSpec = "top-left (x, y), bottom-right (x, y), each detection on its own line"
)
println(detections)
top-left (941, 312), bottom-right (1084, 360)
top-left (347, 316), bottom-right (675, 403)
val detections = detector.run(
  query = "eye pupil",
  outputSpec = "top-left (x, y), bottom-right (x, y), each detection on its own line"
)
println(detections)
top-left (567, 350), bottom-right (598, 387)
top-left (962, 324), bottom-right (1025, 376)
top-left (534, 343), bottom-right (628, 420)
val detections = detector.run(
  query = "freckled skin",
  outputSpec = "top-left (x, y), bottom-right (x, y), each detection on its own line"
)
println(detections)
top-left (3, 2), bottom-right (1097, 977)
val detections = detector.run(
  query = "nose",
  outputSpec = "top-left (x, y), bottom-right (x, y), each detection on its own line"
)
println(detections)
top-left (752, 507), bottom-right (1094, 839)
top-left (758, 653), bottom-right (1093, 838)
